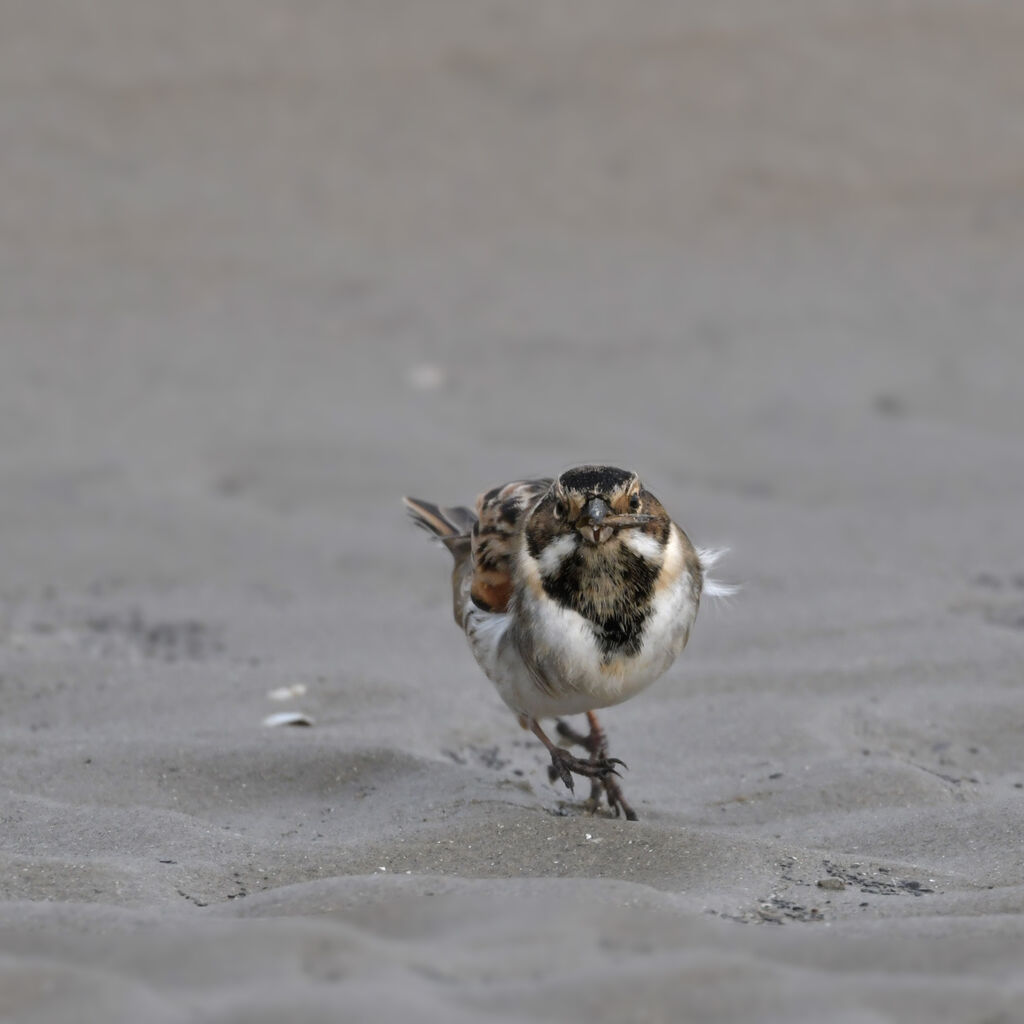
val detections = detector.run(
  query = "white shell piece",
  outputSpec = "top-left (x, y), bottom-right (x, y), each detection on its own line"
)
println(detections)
top-left (262, 711), bottom-right (314, 727)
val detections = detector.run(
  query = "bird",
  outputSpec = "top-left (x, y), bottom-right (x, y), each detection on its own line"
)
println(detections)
top-left (404, 465), bottom-right (732, 820)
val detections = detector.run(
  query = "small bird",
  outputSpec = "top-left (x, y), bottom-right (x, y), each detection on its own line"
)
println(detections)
top-left (404, 465), bottom-right (731, 820)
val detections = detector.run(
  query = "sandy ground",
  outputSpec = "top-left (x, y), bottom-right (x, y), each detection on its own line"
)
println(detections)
top-left (3, 2), bottom-right (1024, 1021)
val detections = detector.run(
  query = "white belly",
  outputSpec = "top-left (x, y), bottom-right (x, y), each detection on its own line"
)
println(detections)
top-left (461, 567), bottom-right (698, 720)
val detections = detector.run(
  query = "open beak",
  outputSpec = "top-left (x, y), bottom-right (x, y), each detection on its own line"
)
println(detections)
top-left (578, 498), bottom-right (611, 544)
top-left (581, 497), bottom-right (651, 544)
top-left (578, 498), bottom-right (652, 544)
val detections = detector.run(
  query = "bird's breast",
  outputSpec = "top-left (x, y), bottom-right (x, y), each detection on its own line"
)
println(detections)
top-left (513, 548), bottom-right (699, 710)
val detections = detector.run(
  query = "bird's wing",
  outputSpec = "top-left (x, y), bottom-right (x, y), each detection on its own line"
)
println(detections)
top-left (470, 478), bottom-right (552, 613)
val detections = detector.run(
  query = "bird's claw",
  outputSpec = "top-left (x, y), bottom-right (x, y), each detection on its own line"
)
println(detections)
top-left (547, 747), bottom-right (627, 791)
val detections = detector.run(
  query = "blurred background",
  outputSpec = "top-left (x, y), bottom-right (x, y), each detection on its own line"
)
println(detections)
top-left (2, 1), bottom-right (1023, 762)
top-left (4, 7), bottom-right (1024, 1014)
top-left (4, 1), bottom-right (1022, 522)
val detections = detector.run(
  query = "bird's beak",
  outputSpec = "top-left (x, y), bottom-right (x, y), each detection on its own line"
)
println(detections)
top-left (578, 497), bottom-right (612, 544)
top-left (579, 498), bottom-right (654, 544)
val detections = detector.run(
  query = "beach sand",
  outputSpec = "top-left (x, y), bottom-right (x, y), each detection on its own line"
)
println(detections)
top-left (2, 2), bottom-right (1024, 1020)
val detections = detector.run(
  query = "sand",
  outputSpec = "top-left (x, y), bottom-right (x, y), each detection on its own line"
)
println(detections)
top-left (3, 2), bottom-right (1024, 1021)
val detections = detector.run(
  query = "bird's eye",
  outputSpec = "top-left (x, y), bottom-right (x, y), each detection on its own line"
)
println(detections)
top-left (628, 493), bottom-right (641, 511)
top-left (553, 500), bottom-right (567, 520)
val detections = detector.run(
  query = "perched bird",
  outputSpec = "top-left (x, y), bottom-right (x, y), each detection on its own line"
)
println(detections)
top-left (404, 465), bottom-right (731, 820)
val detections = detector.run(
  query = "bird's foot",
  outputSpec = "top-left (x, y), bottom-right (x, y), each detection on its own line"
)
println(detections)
top-left (600, 773), bottom-right (638, 821)
top-left (554, 716), bottom-right (638, 820)
top-left (546, 747), bottom-right (625, 792)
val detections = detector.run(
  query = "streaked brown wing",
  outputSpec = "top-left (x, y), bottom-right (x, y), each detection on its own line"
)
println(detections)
top-left (470, 478), bottom-right (551, 612)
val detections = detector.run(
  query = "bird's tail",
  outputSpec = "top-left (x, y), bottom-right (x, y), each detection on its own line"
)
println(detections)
top-left (697, 547), bottom-right (740, 599)
top-left (402, 496), bottom-right (476, 559)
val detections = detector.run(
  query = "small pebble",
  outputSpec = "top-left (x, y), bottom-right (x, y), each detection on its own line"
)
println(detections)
top-left (817, 878), bottom-right (845, 891)
top-left (262, 711), bottom-right (314, 727)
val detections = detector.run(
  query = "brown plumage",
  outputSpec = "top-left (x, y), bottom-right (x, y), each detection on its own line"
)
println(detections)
top-left (404, 478), bottom-right (551, 619)
top-left (469, 479), bottom-right (551, 612)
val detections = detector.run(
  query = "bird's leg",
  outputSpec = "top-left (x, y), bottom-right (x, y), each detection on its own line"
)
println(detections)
top-left (552, 717), bottom-right (604, 807)
top-left (527, 718), bottom-right (625, 796)
top-left (581, 712), bottom-right (638, 820)
top-left (555, 711), bottom-right (638, 821)
top-left (571, 712), bottom-right (608, 812)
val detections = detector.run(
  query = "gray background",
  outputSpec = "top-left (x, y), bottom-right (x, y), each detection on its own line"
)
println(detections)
top-left (3, 3), bottom-right (1024, 1021)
